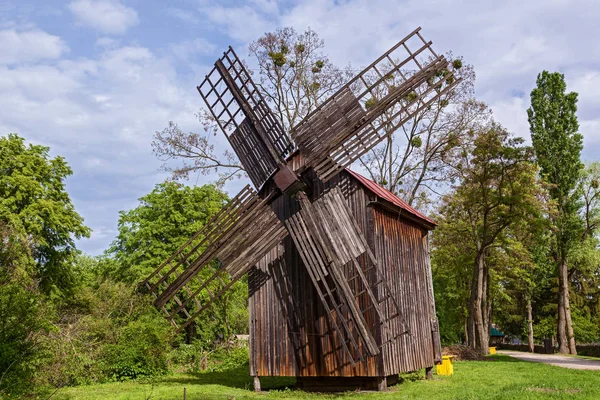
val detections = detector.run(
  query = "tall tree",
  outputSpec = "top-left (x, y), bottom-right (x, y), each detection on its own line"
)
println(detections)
top-left (0, 133), bottom-right (90, 294)
top-left (527, 71), bottom-right (583, 354)
top-left (0, 134), bottom-right (89, 392)
top-left (439, 124), bottom-right (540, 354)
top-left (153, 27), bottom-right (350, 184)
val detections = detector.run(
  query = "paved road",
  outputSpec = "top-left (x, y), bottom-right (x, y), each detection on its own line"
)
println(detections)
top-left (499, 350), bottom-right (600, 370)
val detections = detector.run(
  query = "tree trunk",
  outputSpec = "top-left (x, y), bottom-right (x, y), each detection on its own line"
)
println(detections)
top-left (557, 273), bottom-right (568, 353)
top-left (560, 261), bottom-right (577, 355)
top-left (527, 297), bottom-right (534, 353)
top-left (468, 251), bottom-right (487, 354)
top-left (482, 263), bottom-right (491, 352)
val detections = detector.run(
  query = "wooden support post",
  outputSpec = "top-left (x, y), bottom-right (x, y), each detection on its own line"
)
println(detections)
top-left (253, 376), bottom-right (261, 392)
top-left (426, 366), bottom-right (433, 380)
top-left (377, 376), bottom-right (387, 391)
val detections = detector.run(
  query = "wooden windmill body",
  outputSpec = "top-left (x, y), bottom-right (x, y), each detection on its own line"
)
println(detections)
top-left (250, 162), bottom-right (440, 391)
top-left (142, 27), bottom-right (459, 391)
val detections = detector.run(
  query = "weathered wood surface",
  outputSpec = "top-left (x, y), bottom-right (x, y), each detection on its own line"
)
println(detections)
top-left (373, 206), bottom-right (436, 376)
top-left (229, 118), bottom-right (278, 188)
top-left (249, 170), bottom-right (437, 377)
top-left (285, 188), bottom-right (379, 362)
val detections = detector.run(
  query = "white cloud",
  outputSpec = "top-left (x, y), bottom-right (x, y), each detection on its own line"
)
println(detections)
top-left (199, 4), bottom-right (274, 43)
top-left (4, 0), bottom-right (600, 254)
top-left (68, 0), bottom-right (138, 35)
top-left (0, 29), bottom-right (67, 64)
top-left (170, 38), bottom-right (216, 61)
top-left (95, 36), bottom-right (120, 49)
top-left (0, 37), bottom-right (216, 254)
top-left (489, 96), bottom-right (530, 140)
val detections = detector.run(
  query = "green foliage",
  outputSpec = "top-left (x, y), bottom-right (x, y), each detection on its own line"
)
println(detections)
top-left (571, 309), bottom-right (600, 343)
top-left (432, 216), bottom-right (474, 344)
top-left (0, 274), bottom-right (52, 393)
top-left (108, 182), bottom-right (227, 283)
top-left (405, 91), bottom-right (418, 103)
top-left (38, 261), bottom-right (174, 387)
top-left (410, 136), bottom-right (423, 148)
top-left (268, 51), bottom-right (286, 67)
top-left (101, 313), bottom-right (172, 380)
top-left (0, 133), bottom-right (90, 294)
top-left (434, 125), bottom-right (541, 349)
top-left (452, 59), bottom-right (463, 69)
top-left (106, 181), bottom-right (248, 345)
top-left (0, 133), bottom-right (89, 394)
top-left (364, 97), bottom-right (377, 109)
top-left (528, 71), bottom-right (583, 201)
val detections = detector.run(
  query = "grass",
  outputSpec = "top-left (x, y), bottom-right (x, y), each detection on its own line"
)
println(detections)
top-left (49, 355), bottom-right (600, 400)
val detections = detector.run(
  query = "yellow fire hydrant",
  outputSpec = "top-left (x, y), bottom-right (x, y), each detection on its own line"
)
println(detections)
top-left (436, 355), bottom-right (454, 376)
top-left (489, 347), bottom-right (497, 355)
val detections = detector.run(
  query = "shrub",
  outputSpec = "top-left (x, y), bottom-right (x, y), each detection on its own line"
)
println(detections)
top-left (442, 345), bottom-right (484, 361)
top-left (170, 340), bottom-right (249, 374)
top-left (101, 313), bottom-right (172, 380)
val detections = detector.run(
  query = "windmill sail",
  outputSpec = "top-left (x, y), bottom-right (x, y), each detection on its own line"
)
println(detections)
top-left (142, 185), bottom-right (287, 332)
top-left (292, 27), bottom-right (461, 182)
top-left (285, 188), bottom-right (408, 362)
top-left (198, 47), bottom-right (293, 188)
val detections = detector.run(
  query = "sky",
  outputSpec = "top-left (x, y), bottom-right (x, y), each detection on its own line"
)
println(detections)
top-left (2, 0), bottom-right (599, 255)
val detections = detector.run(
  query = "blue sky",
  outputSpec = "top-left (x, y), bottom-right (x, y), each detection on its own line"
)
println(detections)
top-left (2, 0), bottom-right (599, 255)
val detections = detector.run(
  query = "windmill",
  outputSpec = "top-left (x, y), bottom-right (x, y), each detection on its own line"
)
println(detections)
top-left (142, 27), bottom-right (459, 391)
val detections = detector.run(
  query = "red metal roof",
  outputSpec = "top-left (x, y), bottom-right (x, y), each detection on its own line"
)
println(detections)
top-left (345, 169), bottom-right (437, 227)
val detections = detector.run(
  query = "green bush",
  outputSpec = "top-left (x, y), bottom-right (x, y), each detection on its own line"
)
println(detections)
top-left (0, 281), bottom-right (52, 394)
top-left (169, 340), bottom-right (249, 374)
top-left (101, 314), bottom-right (172, 381)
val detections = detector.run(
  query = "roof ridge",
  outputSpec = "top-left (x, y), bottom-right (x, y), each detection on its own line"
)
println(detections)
top-left (345, 168), bottom-right (437, 227)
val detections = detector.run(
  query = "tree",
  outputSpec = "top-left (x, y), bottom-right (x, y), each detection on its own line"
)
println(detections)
top-left (249, 27), bottom-right (352, 132)
top-left (431, 215), bottom-right (474, 344)
top-left (568, 163), bottom-right (600, 339)
top-left (107, 182), bottom-right (227, 282)
top-left (359, 60), bottom-right (491, 207)
top-left (580, 162), bottom-right (600, 238)
top-left (0, 133), bottom-right (91, 294)
top-left (106, 182), bottom-right (249, 343)
top-left (527, 71), bottom-right (583, 354)
top-left (438, 124), bottom-right (540, 354)
top-left (492, 213), bottom-right (551, 352)
top-left (153, 27), bottom-right (351, 184)
top-left (0, 221), bottom-right (52, 394)
top-left (0, 133), bottom-right (89, 392)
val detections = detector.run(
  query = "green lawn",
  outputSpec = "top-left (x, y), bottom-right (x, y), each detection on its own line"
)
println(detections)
top-left (49, 355), bottom-right (600, 400)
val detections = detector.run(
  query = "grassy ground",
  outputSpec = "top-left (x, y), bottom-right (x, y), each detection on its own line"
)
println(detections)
top-left (49, 355), bottom-right (600, 400)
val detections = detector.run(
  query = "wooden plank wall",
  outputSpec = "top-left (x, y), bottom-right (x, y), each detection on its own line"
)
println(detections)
top-left (249, 170), bottom-right (435, 377)
top-left (372, 209), bottom-right (435, 375)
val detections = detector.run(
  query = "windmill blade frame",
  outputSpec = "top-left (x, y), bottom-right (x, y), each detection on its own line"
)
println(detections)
top-left (197, 47), bottom-right (293, 189)
top-left (291, 27), bottom-right (462, 182)
top-left (142, 185), bottom-right (287, 332)
top-left (285, 188), bottom-right (410, 363)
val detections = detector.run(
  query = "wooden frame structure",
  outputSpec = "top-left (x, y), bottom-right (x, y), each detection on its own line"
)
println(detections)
top-left (142, 26), bottom-right (456, 391)
top-left (248, 163), bottom-right (441, 391)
